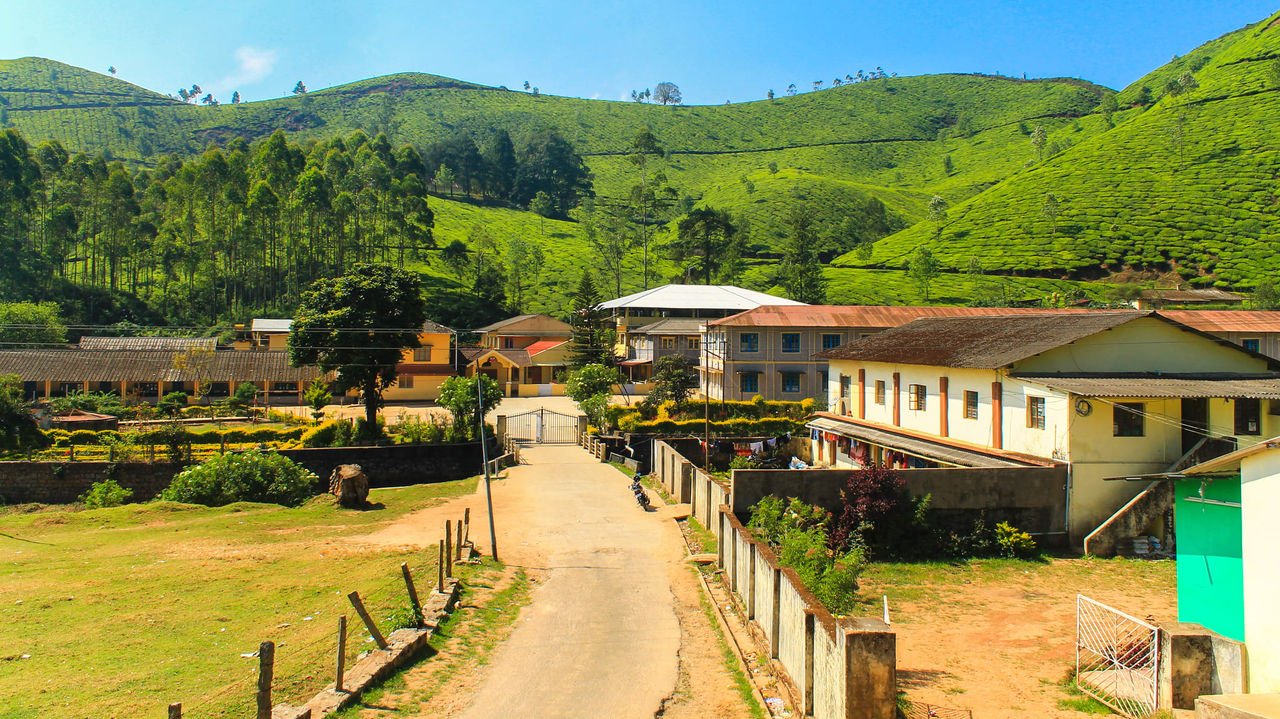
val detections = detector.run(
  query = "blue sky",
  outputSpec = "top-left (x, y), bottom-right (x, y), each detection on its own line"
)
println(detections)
top-left (3, 1), bottom-right (1276, 104)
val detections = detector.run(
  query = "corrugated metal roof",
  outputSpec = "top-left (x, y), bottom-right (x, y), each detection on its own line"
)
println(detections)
top-left (599, 284), bottom-right (806, 311)
top-left (1159, 310), bottom-right (1280, 333)
top-left (807, 414), bottom-right (1043, 468)
top-left (252, 318), bottom-right (293, 333)
top-left (1019, 374), bottom-right (1280, 399)
top-left (633, 317), bottom-right (706, 335)
top-left (0, 349), bottom-right (322, 383)
top-left (711, 304), bottom-right (1097, 328)
top-left (78, 336), bottom-right (218, 351)
top-left (817, 312), bottom-right (1147, 368)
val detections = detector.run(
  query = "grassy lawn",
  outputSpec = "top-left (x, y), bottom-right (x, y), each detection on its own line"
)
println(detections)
top-left (0, 478), bottom-right (478, 719)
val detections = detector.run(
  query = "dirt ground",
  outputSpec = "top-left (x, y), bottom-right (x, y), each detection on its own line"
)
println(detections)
top-left (351, 445), bottom-right (754, 719)
top-left (862, 558), bottom-right (1177, 717)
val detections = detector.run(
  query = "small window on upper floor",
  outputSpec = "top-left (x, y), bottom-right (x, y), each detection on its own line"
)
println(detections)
top-left (502, 337), bottom-right (514, 349)
top-left (782, 333), bottom-right (801, 353)
top-left (1235, 398), bottom-right (1261, 436)
top-left (908, 384), bottom-right (926, 411)
top-left (413, 348), bottom-right (431, 362)
top-left (1242, 338), bottom-right (1260, 353)
top-left (660, 337), bottom-right (676, 350)
top-left (839, 374), bottom-right (851, 398)
top-left (874, 380), bottom-right (886, 405)
top-left (740, 332), bottom-right (759, 352)
top-left (964, 390), bottom-right (979, 419)
top-left (687, 337), bottom-right (701, 351)
top-left (1027, 396), bottom-right (1046, 430)
top-left (1114, 402), bottom-right (1145, 437)
top-left (822, 334), bottom-right (842, 351)
top-left (782, 372), bottom-right (801, 393)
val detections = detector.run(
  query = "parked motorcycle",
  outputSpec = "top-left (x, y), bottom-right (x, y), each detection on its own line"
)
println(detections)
top-left (630, 475), bottom-right (652, 510)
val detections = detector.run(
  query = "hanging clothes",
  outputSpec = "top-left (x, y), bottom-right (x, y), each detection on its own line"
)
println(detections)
top-left (750, 441), bottom-right (765, 454)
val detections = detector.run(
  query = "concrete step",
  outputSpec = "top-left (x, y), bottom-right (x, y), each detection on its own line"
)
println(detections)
top-left (1197, 694), bottom-right (1280, 719)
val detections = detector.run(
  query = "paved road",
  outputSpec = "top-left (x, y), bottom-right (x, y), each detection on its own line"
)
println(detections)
top-left (456, 445), bottom-right (682, 719)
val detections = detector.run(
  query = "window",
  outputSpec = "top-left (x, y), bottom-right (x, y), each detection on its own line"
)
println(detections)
top-left (839, 374), bottom-right (851, 399)
top-left (1242, 338), bottom-right (1261, 353)
top-left (782, 333), bottom-right (801, 353)
top-left (1027, 396), bottom-right (1046, 430)
top-left (822, 334), bottom-right (842, 350)
top-left (740, 372), bottom-right (759, 393)
top-left (964, 390), bottom-right (979, 419)
top-left (782, 372), bottom-right (801, 393)
top-left (908, 384), bottom-right (926, 411)
top-left (1113, 402), bottom-right (1145, 437)
top-left (502, 337), bottom-right (514, 349)
top-left (686, 337), bottom-right (701, 351)
top-left (413, 347), bottom-right (431, 362)
top-left (271, 382), bottom-right (298, 392)
top-left (740, 332), bottom-right (759, 352)
top-left (874, 380), bottom-right (886, 405)
top-left (1235, 398), bottom-right (1261, 436)
top-left (399, 375), bottom-right (415, 389)
top-left (660, 336), bottom-right (676, 350)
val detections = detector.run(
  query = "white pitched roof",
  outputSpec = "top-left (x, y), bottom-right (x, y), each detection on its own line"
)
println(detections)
top-left (252, 318), bottom-right (294, 333)
top-left (598, 284), bottom-right (806, 312)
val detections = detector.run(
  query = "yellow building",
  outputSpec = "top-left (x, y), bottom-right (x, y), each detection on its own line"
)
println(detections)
top-left (812, 311), bottom-right (1280, 545)
top-left (382, 319), bottom-right (457, 402)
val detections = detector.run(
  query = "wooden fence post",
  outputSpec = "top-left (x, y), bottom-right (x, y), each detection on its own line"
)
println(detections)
top-left (401, 562), bottom-right (422, 624)
top-left (335, 615), bottom-right (347, 692)
top-left (347, 591), bottom-right (387, 650)
top-left (445, 521), bottom-right (453, 578)
top-left (167, 702), bottom-right (182, 719)
top-left (256, 641), bottom-right (274, 719)
top-left (438, 540), bottom-right (445, 590)
top-left (456, 517), bottom-right (464, 561)
top-left (463, 507), bottom-right (471, 546)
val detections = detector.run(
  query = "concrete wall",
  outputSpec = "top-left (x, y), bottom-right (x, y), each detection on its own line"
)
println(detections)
top-left (1158, 622), bottom-right (1248, 710)
top-left (729, 465), bottom-right (1069, 535)
top-left (0, 439), bottom-right (497, 505)
top-left (1240, 449), bottom-right (1280, 693)
top-left (719, 509), bottom-right (896, 719)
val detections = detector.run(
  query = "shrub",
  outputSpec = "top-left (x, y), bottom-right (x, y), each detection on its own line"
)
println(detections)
top-left (160, 449), bottom-right (319, 507)
top-left (394, 415), bottom-right (448, 444)
top-left (157, 391), bottom-right (188, 417)
top-left (995, 521), bottom-right (1039, 559)
top-left (750, 496), bottom-right (862, 616)
top-left (68, 429), bottom-right (102, 446)
top-left (79, 478), bottom-right (133, 509)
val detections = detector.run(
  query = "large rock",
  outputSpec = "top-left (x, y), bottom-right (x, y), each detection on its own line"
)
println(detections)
top-left (329, 464), bottom-right (369, 508)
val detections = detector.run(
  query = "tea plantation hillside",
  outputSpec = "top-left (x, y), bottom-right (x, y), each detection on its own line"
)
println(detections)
top-left (845, 11), bottom-right (1280, 291)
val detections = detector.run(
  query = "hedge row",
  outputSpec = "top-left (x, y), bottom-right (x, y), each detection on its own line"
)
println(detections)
top-left (44, 426), bottom-right (308, 446)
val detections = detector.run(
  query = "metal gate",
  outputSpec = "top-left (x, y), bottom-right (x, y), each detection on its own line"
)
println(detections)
top-left (1076, 594), bottom-right (1160, 718)
top-left (504, 408), bottom-right (581, 444)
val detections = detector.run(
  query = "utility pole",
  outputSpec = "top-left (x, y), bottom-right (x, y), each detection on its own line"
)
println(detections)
top-left (477, 375), bottom-right (499, 562)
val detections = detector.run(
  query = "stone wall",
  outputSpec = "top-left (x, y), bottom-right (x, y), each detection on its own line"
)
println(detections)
top-left (0, 439), bottom-right (497, 505)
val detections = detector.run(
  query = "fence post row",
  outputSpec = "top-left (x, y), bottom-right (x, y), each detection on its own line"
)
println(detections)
top-left (401, 562), bottom-right (422, 623)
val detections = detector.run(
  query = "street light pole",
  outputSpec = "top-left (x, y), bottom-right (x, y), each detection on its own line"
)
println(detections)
top-left (476, 375), bottom-right (499, 562)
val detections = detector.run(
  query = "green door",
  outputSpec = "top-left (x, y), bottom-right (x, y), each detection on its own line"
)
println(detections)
top-left (1175, 478), bottom-right (1244, 641)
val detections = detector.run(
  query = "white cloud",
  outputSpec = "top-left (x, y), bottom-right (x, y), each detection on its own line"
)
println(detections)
top-left (215, 46), bottom-right (279, 96)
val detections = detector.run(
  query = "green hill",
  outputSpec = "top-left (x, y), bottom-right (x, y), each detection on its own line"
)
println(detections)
top-left (845, 11), bottom-right (1280, 292)
top-left (7, 11), bottom-right (1280, 321)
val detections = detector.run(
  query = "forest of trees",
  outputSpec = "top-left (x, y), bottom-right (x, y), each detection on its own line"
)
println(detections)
top-left (0, 125), bottom-right (594, 326)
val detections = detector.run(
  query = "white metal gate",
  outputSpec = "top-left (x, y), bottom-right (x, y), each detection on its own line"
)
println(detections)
top-left (504, 408), bottom-right (580, 444)
top-left (1076, 594), bottom-right (1160, 718)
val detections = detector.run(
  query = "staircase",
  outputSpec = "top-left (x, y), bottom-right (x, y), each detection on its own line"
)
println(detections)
top-left (1083, 480), bottom-right (1175, 557)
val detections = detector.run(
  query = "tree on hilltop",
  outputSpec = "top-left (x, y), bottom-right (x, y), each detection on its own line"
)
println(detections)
top-left (908, 246), bottom-right (939, 302)
top-left (231, 91), bottom-right (241, 104)
top-left (767, 89), bottom-right (775, 100)
top-left (653, 82), bottom-right (681, 106)
top-left (293, 81), bottom-right (307, 95)
top-left (108, 66), bottom-right (116, 76)
top-left (786, 83), bottom-right (797, 96)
